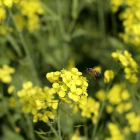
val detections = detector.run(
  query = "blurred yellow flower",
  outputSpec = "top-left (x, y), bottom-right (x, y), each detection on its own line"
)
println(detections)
top-left (17, 81), bottom-right (58, 122)
top-left (105, 123), bottom-right (125, 140)
top-left (71, 130), bottom-right (81, 140)
top-left (14, 127), bottom-right (20, 133)
top-left (106, 105), bottom-right (114, 114)
top-left (126, 112), bottom-right (140, 133)
top-left (0, 64), bottom-right (15, 83)
top-left (94, 66), bottom-right (102, 73)
top-left (95, 89), bottom-right (105, 102)
top-left (121, 90), bottom-right (130, 100)
top-left (0, 0), bottom-right (44, 32)
top-left (8, 85), bottom-right (15, 94)
top-left (123, 126), bottom-right (130, 135)
top-left (104, 70), bottom-right (114, 83)
top-left (79, 97), bottom-right (100, 124)
top-left (106, 84), bottom-right (132, 114)
top-left (110, 0), bottom-right (140, 47)
top-left (0, 7), bottom-right (6, 22)
top-left (110, 0), bottom-right (123, 13)
top-left (9, 97), bottom-right (16, 107)
top-left (112, 50), bottom-right (138, 83)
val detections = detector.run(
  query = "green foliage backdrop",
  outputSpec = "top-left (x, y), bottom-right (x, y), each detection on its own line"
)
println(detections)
top-left (0, 0), bottom-right (140, 140)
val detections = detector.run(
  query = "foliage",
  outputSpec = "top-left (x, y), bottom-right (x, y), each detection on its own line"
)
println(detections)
top-left (0, 0), bottom-right (140, 140)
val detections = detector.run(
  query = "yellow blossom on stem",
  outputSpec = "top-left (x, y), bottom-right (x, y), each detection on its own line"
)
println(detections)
top-left (112, 50), bottom-right (138, 83)
top-left (95, 89), bottom-right (105, 102)
top-left (17, 81), bottom-right (58, 123)
top-left (79, 97), bottom-right (100, 124)
top-left (46, 68), bottom-right (88, 105)
top-left (126, 112), bottom-right (140, 133)
top-left (104, 70), bottom-right (114, 83)
top-left (105, 123), bottom-right (125, 140)
top-left (106, 105), bottom-right (114, 114)
top-left (8, 85), bottom-right (15, 94)
top-left (105, 83), bottom-right (132, 114)
top-left (0, 64), bottom-right (15, 83)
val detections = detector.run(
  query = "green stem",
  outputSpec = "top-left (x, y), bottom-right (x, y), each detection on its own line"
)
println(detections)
top-left (67, 18), bottom-right (77, 34)
top-left (7, 8), bottom-right (40, 85)
top-left (47, 120), bottom-right (59, 139)
top-left (25, 115), bottom-right (36, 140)
top-left (92, 100), bottom-right (106, 139)
top-left (56, 0), bottom-right (66, 39)
top-left (91, 73), bottom-right (116, 139)
top-left (84, 121), bottom-right (88, 138)
top-left (57, 100), bottom-right (62, 140)
top-left (97, 0), bottom-right (105, 39)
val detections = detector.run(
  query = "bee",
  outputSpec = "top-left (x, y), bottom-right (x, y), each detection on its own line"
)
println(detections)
top-left (86, 68), bottom-right (101, 79)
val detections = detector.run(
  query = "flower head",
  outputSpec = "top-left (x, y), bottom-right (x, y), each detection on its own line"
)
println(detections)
top-left (17, 81), bottom-right (58, 122)
top-left (0, 64), bottom-right (15, 83)
top-left (104, 70), bottom-right (114, 83)
top-left (46, 68), bottom-right (88, 105)
top-left (112, 50), bottom-right (138, 83)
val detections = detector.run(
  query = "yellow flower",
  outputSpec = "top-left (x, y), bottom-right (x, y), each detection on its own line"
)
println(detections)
top-left (8, 85), bottom-right (15, 94)
top-left (0, 64), bottom-right (15, 83)
top-left (112, 50), bottom-right (138, 83)
top-left (104, 70), bottom-right (114, 83)
top-left (9, 97), bottom-right (16, 107)
top-left (0, 7), bottom-right (6, 22)
top-left (94, 66), bottom-right (102, 73)
top-left (17, 81), bottom-right (58, 122)
top-left (105, 123), bottom-right (125, 140)
top-left (14, 127), bottom-right (20, 133)
top-left (60, 98), bottom-right (71, 104)
top-left (79, 97), bottom-right (100, 124)
top-left (46, 68), bottom-right (88, 104)
top-left (2, 0), bottom-right (13, 7)
top-left (123, 126), bottom-right (130, 135)
top-left (106, 105), bottom-right (114, 114)
top-left (121, 89), bottom-right (130, 100)
top-left (126, 112), bottom-right (140, 133)
top-left (110, 0), bottom-right (123, 13)
top-left (106, 83), bottom-right (132, 114)
top-left (129, 74), bottom-right (138, 83)
top-left (111, 50), bottom-right (121, 61)
top-left (95, 89), bottom-right (105, 102)
top-left (71, 130), bottom-right (81, 140)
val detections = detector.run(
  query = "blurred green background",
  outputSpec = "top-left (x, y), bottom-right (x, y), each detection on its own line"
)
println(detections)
top-left (0, 0), bottom-right (140, 140)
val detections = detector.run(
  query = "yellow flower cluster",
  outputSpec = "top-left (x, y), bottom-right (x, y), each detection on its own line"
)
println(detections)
top-left (0, 0), bottom-right (20, 34)
top-left (104, 70), bottom-right (114, 83)
top-left (0, 0), bottom-right (44, 33)
top-left (18, 0), bottom-right (44, 32)
top-left (71, 130), bottom-right (81, 140)
top-left (110, 0), bottom-right (140, 47)
top-left (46, 68), bottom-right (88, 105)
top-left (0, 0), bottom-right (20, 8)
top-left (0, 64), bottom-right (15, 83)
top-left (110, 0), bottom-right (123, 13)
top-left (96, 84), bottom-right (132, 114)
top-left (105, 123), bottom-right (124, 140)
top-left (112, 50), bottom-right (138, 83)
top-left (17, 81), bottom-right (58, 122)
top-left (79, 97), bottom-right (100, 123)
top-left (126, 112), bottom-right (140, 133)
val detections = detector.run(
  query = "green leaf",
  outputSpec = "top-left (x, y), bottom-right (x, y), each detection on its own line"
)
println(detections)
top-left (6, 35), bottom-right (22, 57)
